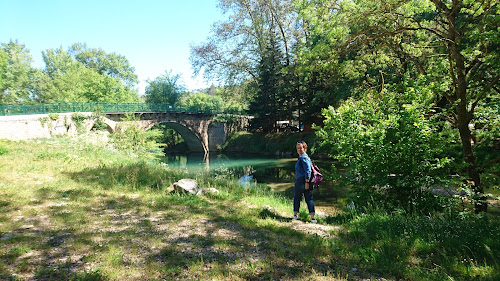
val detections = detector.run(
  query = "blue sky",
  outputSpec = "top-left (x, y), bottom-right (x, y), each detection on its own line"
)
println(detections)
top-left (0, 0), bottom-right (224, 94)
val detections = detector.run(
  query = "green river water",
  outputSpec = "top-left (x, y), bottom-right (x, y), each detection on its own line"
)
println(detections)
top-left (160, 153), bottom-right (341, 215)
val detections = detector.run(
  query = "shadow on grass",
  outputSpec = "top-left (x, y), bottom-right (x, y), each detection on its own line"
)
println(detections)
top-left (0, 227), bottom-right (109, 281)
top-left (148, 206), bottom-right (340, 280)
top-left (333, 212), bottom-right (500, 280)
top-left (258, 207), bottom-right (292, 222)
top-left (1, 176), bottom-right (346, 280)
top-left (64, 161), bottom-right (182, 191)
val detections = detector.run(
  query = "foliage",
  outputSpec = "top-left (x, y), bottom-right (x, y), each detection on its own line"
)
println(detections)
top-left (0, 40), bottom-right (141, 103)
top-left (215, 82), bottom-right (254, 113)
top-left (144, 70), bottom-right (185, 105)
top-left (181, 93), bottom-right (226, 113)
top-left (48, 113), bottom-right (59, 121)
top-left (191, 0), bottom-right (304, 127)
top-left (69, 42), bottom-right (139, 86)
top-left (248, 35), bottom-right (286, 132)
top-left (149, 123), bottom-right (185, 150)
top-left (317, 77), bottom-right (456, 212)
top-left (39, 113), bottom-right (60, 135)
top-left (0, 40), bottom-right (35, 102)
top-left (35, 46), bottom-right (140, 103)
top-left (90, 110), bottom-right (108, 132)
top-left (191, 0), bottom-right (300, 84)
top-left (71, 112), bottom-right (88, 134)
top-left (297, 0), bottom-right (500, 212)
top-left (0, 145), bottom-right (7, 155)
top-left (330, 209), bottom-right (500, 281)
top-left (110, 112), bottom-right (164, 158)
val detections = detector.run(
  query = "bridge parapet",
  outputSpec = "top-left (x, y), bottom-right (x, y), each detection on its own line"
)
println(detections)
top-left (0, 103), bottom-right (245, 116)
top-left (0, 109), bottom-right (251, 154)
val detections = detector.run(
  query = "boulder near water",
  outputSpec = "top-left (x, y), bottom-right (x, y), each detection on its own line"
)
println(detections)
top-left (166, 179), bottom-right (219, 196)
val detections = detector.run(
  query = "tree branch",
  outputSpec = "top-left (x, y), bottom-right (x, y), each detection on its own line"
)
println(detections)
top-left (470, 74), bottom-right (500, 116)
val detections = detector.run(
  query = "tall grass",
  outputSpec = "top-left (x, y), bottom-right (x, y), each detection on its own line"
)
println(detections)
top-left (0, 135), bottom-right (498, 280)
top-left (326, 206), bottom-right (500, 280)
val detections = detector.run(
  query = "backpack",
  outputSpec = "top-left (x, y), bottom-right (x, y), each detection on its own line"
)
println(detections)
top-left (310, 162), bottom-right (323, 187)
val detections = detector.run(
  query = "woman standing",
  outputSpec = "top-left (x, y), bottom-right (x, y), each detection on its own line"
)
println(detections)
top-left (293, 141), bottom-right (317, 223)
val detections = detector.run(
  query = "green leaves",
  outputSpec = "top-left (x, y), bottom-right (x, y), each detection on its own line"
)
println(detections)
top-left (144, 71), bottom-right (185, 105)
top-left (318, 76), bottom-right (454, 212)
top-left (0, 41), bottom-right (140, 103)
top-left (182, 93), bottom-right (226, 113)
top-left (36, 45), bottom-right (140, 103)
top-left (0, 40), bottom-right (35, 102)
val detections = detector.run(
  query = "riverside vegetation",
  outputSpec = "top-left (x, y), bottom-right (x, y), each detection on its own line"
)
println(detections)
top-left (0, 133), bottom-right (499, 281)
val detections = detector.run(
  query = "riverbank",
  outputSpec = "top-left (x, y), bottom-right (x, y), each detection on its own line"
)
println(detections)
top-left (221, 131), bottom-right (329, 158)
top-left (1, 136), bottom-right (498, 280)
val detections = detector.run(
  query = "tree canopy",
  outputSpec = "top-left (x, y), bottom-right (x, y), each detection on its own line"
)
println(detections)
top-left (191, 0), bottom-right (499, 212)
top-left (0, 41), bottom-right (141, 103)
top-left (0, 41), bottom-right (35, 102)
top-left (144, 71), bottom-right (185, 105)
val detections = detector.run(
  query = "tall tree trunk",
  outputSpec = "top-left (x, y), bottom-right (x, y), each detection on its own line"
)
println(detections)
top-left (447, 0), bottom-right (487, 212)
top-left (456, 100), bottom-right (486, 213)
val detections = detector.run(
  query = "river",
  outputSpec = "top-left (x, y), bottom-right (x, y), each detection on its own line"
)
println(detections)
top-left (160, 153), bottom-right (341, 215)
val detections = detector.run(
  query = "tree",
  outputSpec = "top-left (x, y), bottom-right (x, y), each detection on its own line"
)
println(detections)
top-left (298, 0), bottom-right (499, 212)
top-left (0, 40), bottom-right (35, 102)
top-left (318, 77), bottom-right (455, 212)
top-left (248, 36), bottom-right (286, 131)
top-left (191, 0), bottom-right (299, 84)
top-left (181, 93), bottom-right (226, 113)
top-left (0, 49), bottom-right (8, 97)
top-left (144, 71), bottom-right (185, 105)
top-left (190, 0), bottom-right (304, 127)
top-left (69, 43), bottom-right (139, 87)
top-left (35, 46), bottom-right (140, 103)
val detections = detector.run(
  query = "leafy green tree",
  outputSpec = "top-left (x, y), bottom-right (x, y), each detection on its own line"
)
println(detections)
top-left (317, 77), bottom-right (454, 212)
top-left (144, 71), bottom-right (185, 105)
top-left (0, 49), bottom-right (8, 97)
top-left (69, 43), bottom-right (139, 87)
top-left (191, 0), bottom-right (303, 124)
top-left (297, 0), bottom-right (499, 212)
top-left (191, 0), bottom-right (300, 84)
top-left (181, 93), bottom-right (226, 113)
top-left (0, 40), bottom-right (35, 102)
top-left (35, 46), bottom-right (140, 103)
top-left (214, 83), bottom-right (253, 114)
top-left (248, 36), bottom-right (285, 131)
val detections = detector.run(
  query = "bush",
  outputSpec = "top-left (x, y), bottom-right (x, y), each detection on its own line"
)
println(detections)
top-left (0, 145), bottom-right (8, 155)
top-left (110, 112), bottom-right (164, 159)
top-left (181, 93), bottom-right (225, 113)
top-left (317, 79), bottom-right (456, 213)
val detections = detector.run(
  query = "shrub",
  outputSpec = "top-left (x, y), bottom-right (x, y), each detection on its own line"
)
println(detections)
top-left (317, 79), bottom-right (456, 213)
top-left (110, 112), bottom-right (164, 159)
top-left (181, 93), bottom-right (225, 113)
top-left (72, 112), bottom-right (88, 134)
top-left (0, 145), bottom-right (8, 155)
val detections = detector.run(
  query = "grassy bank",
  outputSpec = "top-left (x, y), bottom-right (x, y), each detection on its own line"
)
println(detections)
top-left (222, 131), bottom-right (322, 157)
top-left (1, 136), bottom-right (499, 280)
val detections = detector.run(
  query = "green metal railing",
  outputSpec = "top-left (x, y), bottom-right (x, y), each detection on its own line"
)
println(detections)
top-left (0, 103), bottom-right (201, 116)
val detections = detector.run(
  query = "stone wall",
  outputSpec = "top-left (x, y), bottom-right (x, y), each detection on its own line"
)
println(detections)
top-left (0, 112), bottom-right (94, 140)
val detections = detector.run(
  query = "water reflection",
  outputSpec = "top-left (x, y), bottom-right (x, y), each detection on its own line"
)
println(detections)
top-left (160, 153), bottom-right (297, 183)
top-left (160, 153), bottom-right (340, 214)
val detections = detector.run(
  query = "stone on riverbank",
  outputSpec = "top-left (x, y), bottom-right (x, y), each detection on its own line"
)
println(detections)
top-left (166, 179), bottom-right (219, 196)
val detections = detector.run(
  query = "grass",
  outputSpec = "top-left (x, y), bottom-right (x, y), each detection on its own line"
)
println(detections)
top-left (0, 135), bottom-right (499, 280)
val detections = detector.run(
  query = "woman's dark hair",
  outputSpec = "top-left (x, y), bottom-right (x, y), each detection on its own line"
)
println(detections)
top-left (297, 140), bottom-right (307, 150)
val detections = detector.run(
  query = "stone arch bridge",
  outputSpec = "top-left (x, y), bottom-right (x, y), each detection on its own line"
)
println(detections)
top-left (0, 111), bottom-right (251, 154)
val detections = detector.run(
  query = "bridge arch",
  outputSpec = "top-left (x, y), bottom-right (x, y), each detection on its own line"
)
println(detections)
top-left (144, 121), bottom-right (206, 153)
